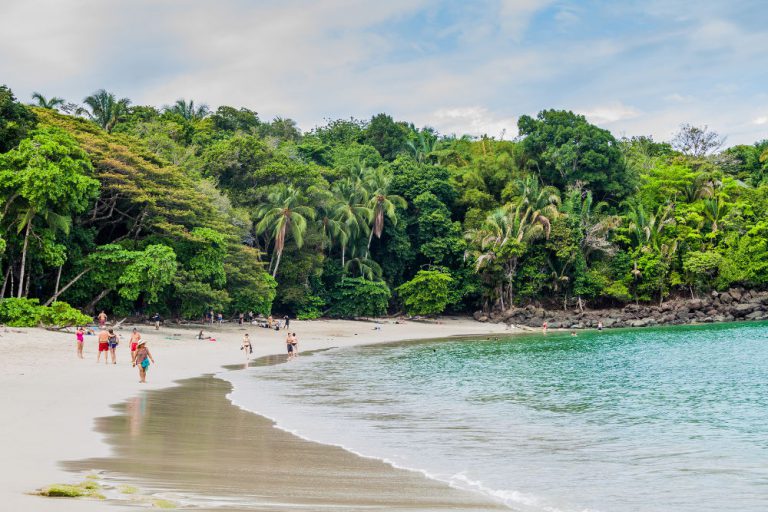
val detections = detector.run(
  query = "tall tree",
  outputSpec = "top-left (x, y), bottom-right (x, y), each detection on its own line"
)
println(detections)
top-left (82, 89), bottom-right (131, 132)
top-left (31, 92), bottom-right (65, 110)
top-left (255, 185), bottom-right (315, 277)
top-left (0, 85), bottom-right (37, 152)
top-left (363, 167), bottom-right (406, 254)
top-left (0, 127), bottom-right (99, 297)
top-left (164, 99), bottom-right (210, 120)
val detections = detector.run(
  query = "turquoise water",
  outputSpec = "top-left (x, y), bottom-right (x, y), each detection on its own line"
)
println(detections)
top-left (226, 323), bottom-right (768, 511)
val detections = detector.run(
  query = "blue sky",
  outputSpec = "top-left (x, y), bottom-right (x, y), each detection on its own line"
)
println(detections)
top-left (2, 0), bottom-right (767, 145)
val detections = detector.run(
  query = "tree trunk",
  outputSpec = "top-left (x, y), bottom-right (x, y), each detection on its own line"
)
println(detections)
top-left (0, 265), bottom-right (10, 298)
top-left (54, 265), bottom-right (63, 299)
top-left (43, 268), bottom-right (92, 306)
top-left (365, 228), bottom-right (374, 259)
top-left (17, 221), bottom-right (32, 298)
top-left (24, 268), bottom-right (31, 298)
top-left (341, 245), bottom-right (346, 268)
top-left (86, 288), bottom-right (113, 314)
top-left (271, 250), bottom-right (283, 278)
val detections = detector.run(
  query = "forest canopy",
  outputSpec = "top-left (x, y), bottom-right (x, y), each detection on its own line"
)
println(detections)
top-left (1, 85), bottom-right (767, 320)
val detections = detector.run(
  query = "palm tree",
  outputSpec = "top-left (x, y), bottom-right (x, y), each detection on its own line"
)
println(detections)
top-left (405, 129), bottom-right (438, 163)
top-left (255, 185), bottom-right (315, 277)
top-left (163, 99), bottom-right (209, 120)
top-left (465, 203), bottom-right (550, 309)
top-left (702, 196), bottom-right (729, 233)
top-left (363, 168), bottom-right (406, 255)
top-left (82, 89), bottom-right (131, 132)
top-left (562, 188), bottom-right (620, 261)
top-left (331, 177), bottom-right (372, 267)
top-left (626, 203), bottom-right (675, 252)
top-left (31, 92), bottom-right (65, 110)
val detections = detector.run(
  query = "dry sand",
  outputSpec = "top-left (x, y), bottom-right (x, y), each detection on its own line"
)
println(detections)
top-left (0, 317), bottom-right (512, 511)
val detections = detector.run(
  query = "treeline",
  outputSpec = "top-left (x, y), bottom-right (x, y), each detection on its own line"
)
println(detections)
top-left (0, 85), bottom-right (767, 320)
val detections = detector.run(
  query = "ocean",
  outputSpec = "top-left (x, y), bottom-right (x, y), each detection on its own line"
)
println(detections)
top-left (224, 322), bottom-right (768, 512)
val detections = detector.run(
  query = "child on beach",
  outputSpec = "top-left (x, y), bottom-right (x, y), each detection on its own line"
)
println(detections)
top-left (129, 328), bottom-right (142, 360)
top-left (76, 327), bottom-right (84, 359)
top-left (241, 333), bottom-right (252, 360)
top-left (132, 340), bottom-right (155, 383)
top-left (97, 328), bottom-right (110, 364)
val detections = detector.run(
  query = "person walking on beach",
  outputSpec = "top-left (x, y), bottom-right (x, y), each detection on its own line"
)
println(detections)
top-left (132, 340), bottom-right (155, 383)
top-left (286, 332), bottom-right (294, 359)
top-left (76, 326), bottom-right (85, 359)
top-left (107, 329), bottom-right (119, 364)
top-left (542, 321), bottom-right (548, 334)
top-left (217, 312), bottom-right (223, 326)
top-left (97, 328), bottom-right (110, 364)
top-left (129, 328), bottom-right (142, 360)
top-left (241, 333), bottom-right (252, 360)
top-left (239, 313), bottom-right (244, 326)
top-left (283, 315), bottom-right (290, 329)
top-left (267, 315), bottom-right (274, 328)
top-left (151, 312), bottom-right (161, 330)
top-left (209, 309), bottom-right (215, 325)
top-left (97, 310), bottom-right (108, 329)
top-left (291, 332), bottom-right (298, 356)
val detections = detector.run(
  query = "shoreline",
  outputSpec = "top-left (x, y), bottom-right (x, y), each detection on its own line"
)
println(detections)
top-left (0, 317), bottom-right (511, 511)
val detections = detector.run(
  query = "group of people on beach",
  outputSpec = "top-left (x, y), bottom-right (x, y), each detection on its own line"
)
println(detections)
top-left (77, 311), bottom-right (156, 383)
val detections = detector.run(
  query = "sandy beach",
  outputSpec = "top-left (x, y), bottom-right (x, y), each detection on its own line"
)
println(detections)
top-left (0, 317), bottom-right (511, 511)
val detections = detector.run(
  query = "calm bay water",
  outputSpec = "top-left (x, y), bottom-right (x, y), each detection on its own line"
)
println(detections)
top-left (225, 323), bottom-right (768, 512)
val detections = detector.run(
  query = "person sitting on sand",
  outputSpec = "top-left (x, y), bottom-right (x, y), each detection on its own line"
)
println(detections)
top-left (129, 328), bottom-right (142, 360)
top-left (76, 327), bottom-right (85, 359)
top-left (132, 340), bottom-right (155, 383)
top-left (97, 310), bottom-right (108, 329)
top-left (241, 333), bottom-right (252, 360)
top-left (97, 328), bottom-right (110, 364)
top-left (107, 329), bottom-right (120, 364)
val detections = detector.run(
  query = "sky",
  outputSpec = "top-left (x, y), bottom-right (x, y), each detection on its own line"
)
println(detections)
top-left (2, 0), bottom-right (767, 145)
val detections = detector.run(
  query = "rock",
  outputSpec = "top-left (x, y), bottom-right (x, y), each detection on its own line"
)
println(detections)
top-left (719, 293), bottom-right (733, 304)
top-left (731, 303), bottom-right (756, 317)
top-left (746, 311), bottom-right (768, 320)
top-left (688, 299), bottom-right (706, 310)
top-left (729, 288), bottom-right (743, 302)
top-left (473, 310), bottom-right (484, 321)
top-left (675, 307), bottom-right (690, 320)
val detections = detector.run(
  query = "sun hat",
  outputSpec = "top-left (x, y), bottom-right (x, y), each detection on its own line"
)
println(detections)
top-left (137, 340), bottom-right (146, 346)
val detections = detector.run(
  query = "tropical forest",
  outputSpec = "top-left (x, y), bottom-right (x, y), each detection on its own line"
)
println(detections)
top-left (1, 84), bottom-right (767, 324)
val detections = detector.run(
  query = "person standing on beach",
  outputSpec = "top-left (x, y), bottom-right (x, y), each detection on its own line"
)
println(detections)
top-left (291, 332), bottom-right (298, 355)
top-left (209, 309), bottom-right (215, 325)
top-left (132, 340), bottom-right (155, 383)
top-left (286, 332), bottom-right (294, 359)
top-left (542, 321), bottom-right (548, 334)
top-left (283, 315), bottom-right (290, 329)
top-left (129, 328), bottom-right (142, 360)
top-left (76, 327), bottom-right (85, 359)
top-left (107, 329), bottom-right (119, 364)
top-left (239, 313), bottom-right (244, 325)
top-left (241, 333), bottom-right (252, 360)
top-left (151, 312), bottom-right (161, 330)
top-left (97, 310), bottom-right (107, 329)
top-left (217, 312), bottom-right (223, 326)
top-left (97, 328), bottom-right (110, 364)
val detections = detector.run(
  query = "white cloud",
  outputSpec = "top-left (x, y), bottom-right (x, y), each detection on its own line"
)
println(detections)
top-left (577, 102), bottom-right (641, 125)
top-left (428, 106), bottom-right (517, 138)
top-left (754, 117), bottom-right (768, 126)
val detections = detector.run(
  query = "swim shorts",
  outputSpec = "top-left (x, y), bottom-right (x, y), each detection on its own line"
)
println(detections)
top-left (108, 342), bottom-right (118, 349)
top-left (130, 342), bottom-right (138, 351)
top-left (98, 342), bottom-right (109, 352)
top-left (287, 344), bottom-right (293, 353)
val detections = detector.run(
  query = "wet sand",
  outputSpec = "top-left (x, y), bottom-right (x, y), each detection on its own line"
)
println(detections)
top-left (68, 369), bottom-right (506, 511)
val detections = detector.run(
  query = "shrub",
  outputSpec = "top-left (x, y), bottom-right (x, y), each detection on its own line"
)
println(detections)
top-left (326, 278), bottom-right (390, 318)
top-left (40, 301), bottom-right (93, 328)
top-left (397, 270), bottom-right (454, 316)
top-left (0, 298), bottom-right (91, 327)
top-left (0, 298), bottom-right (44, 326)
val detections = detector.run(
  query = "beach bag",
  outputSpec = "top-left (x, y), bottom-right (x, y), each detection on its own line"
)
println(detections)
top-left (140, 357), bottom-right (150, 369)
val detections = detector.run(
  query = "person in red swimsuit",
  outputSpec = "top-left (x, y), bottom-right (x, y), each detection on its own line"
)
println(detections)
top-left (97, 329), bottom-right (110, 364)
top-left (129, 328), bottom-right (142, 361)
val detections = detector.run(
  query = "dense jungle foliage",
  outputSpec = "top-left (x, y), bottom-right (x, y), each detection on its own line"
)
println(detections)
top-left (0, 85), bottom-right (767, 319)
